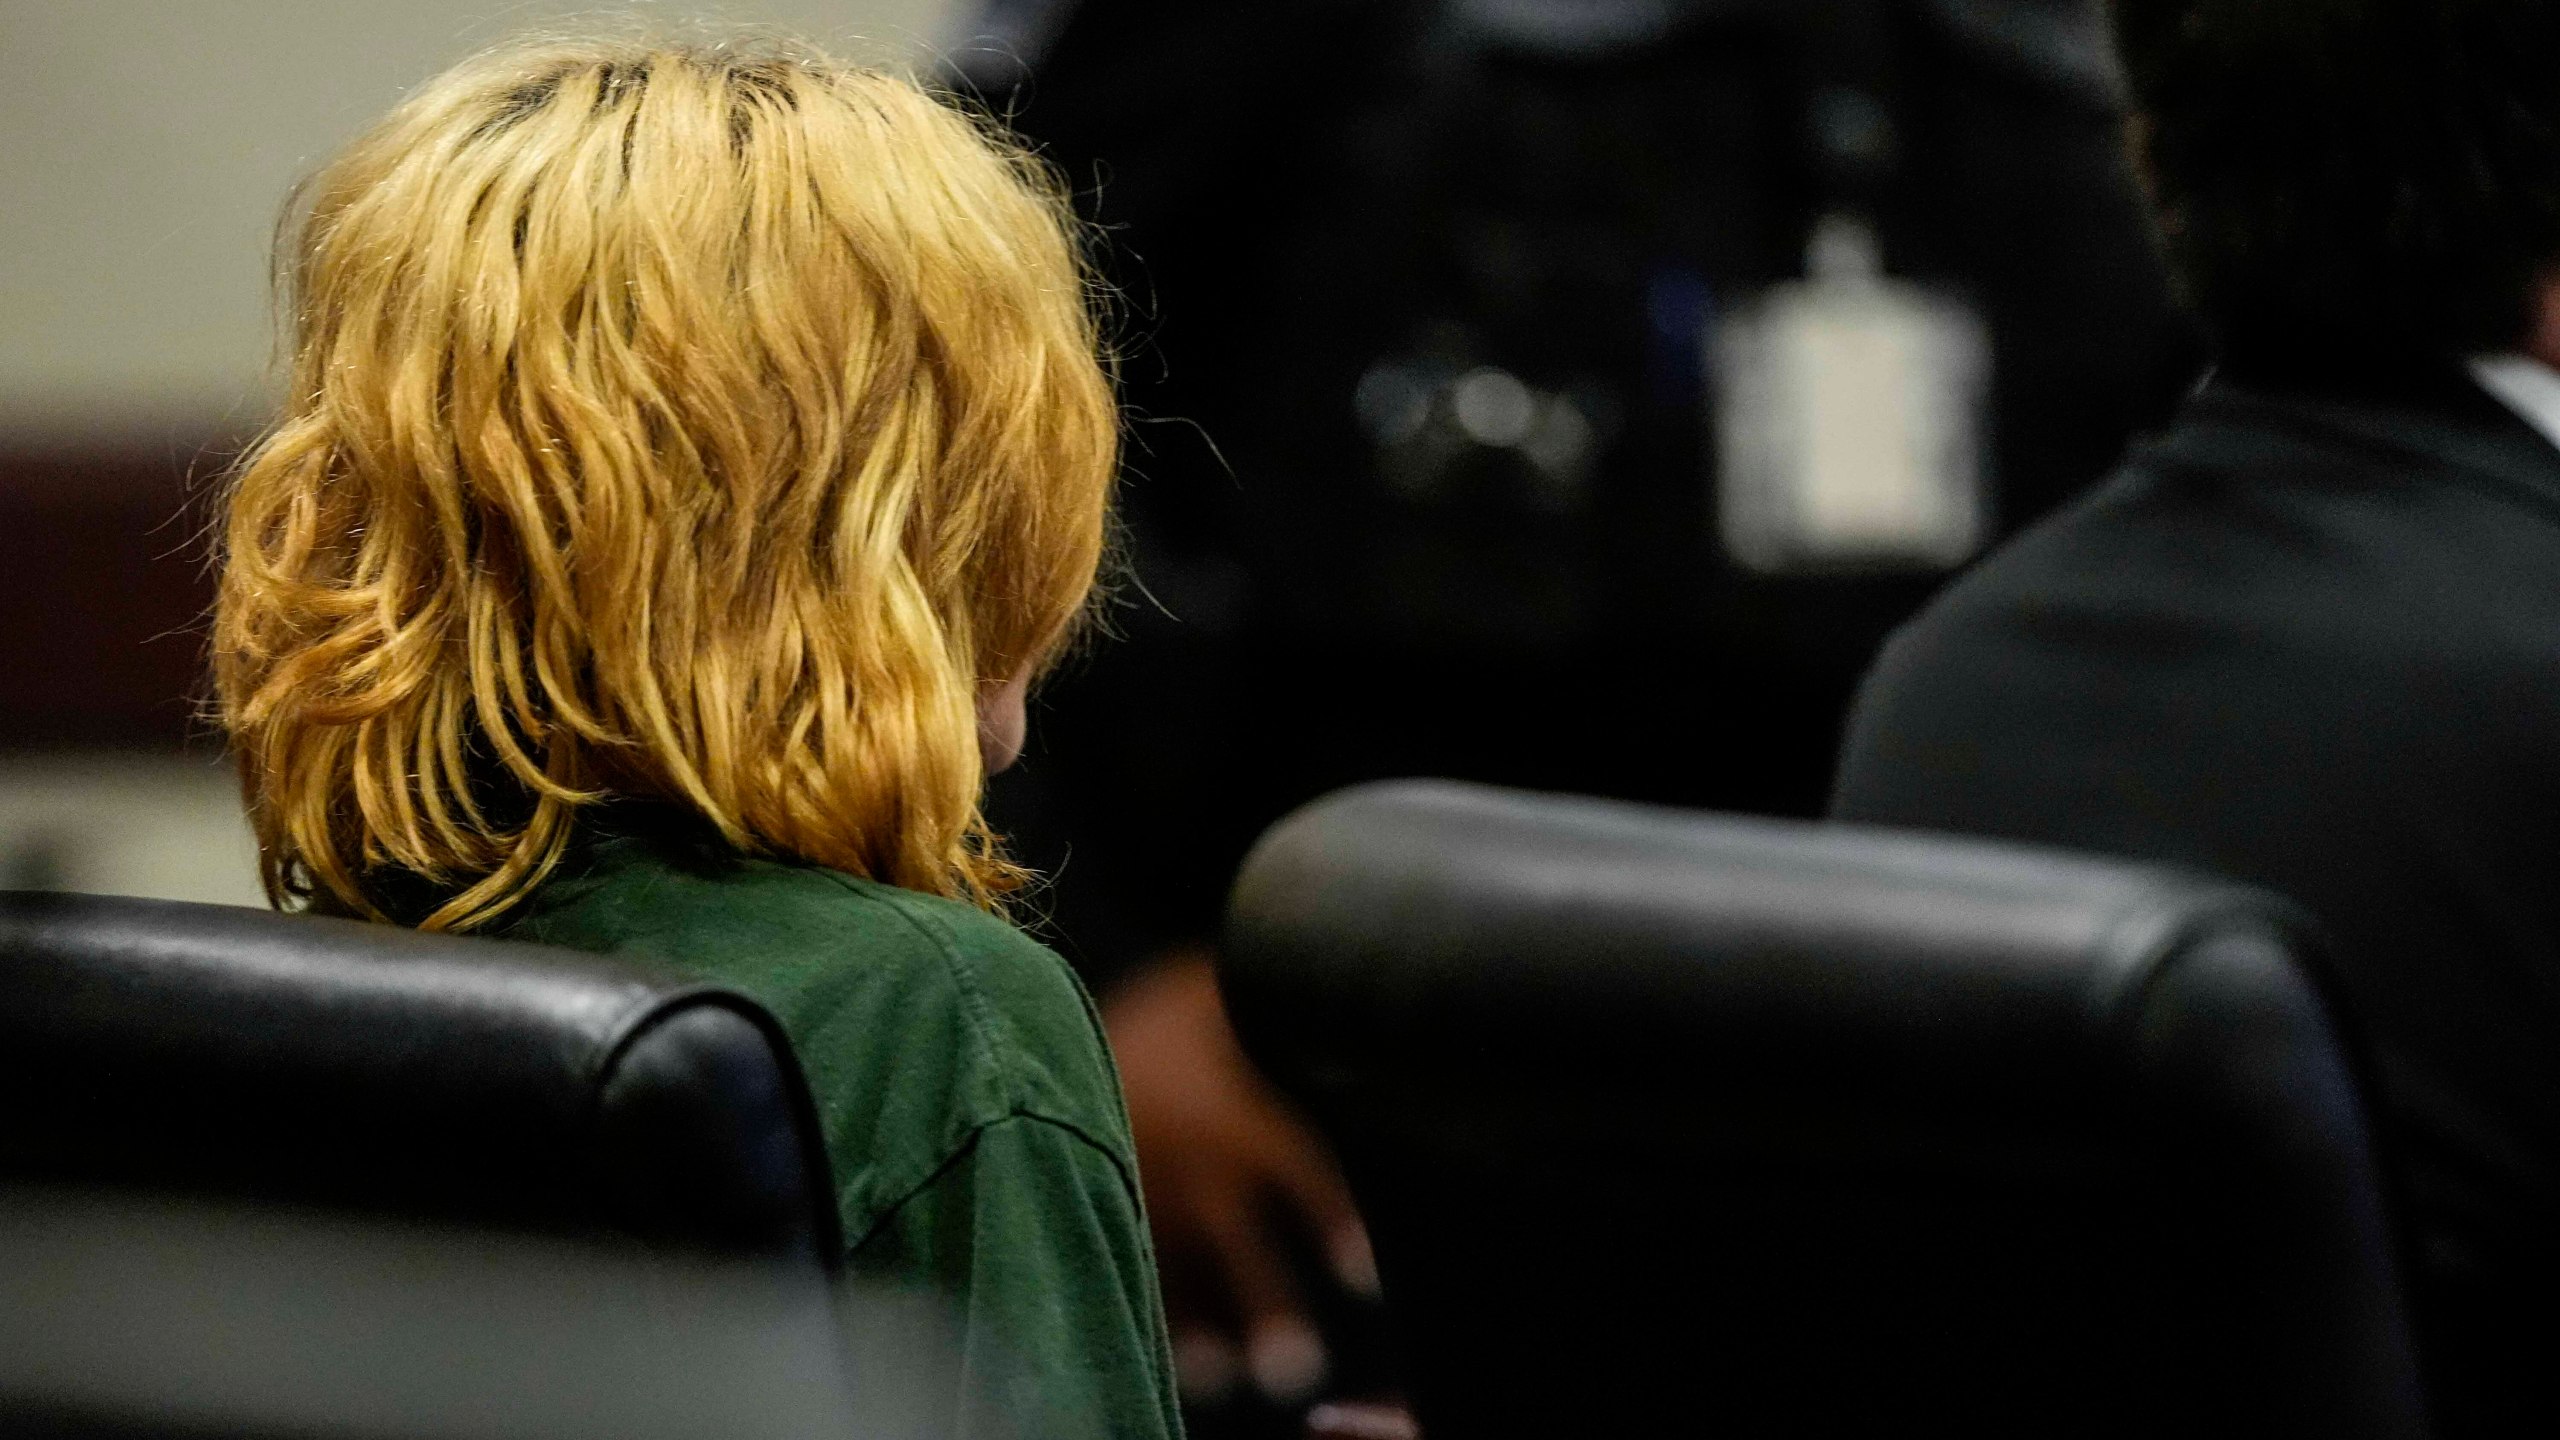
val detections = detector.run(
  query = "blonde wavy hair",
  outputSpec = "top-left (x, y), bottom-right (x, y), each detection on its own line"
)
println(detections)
top-left (213, 34), bottom-right (1116, 931)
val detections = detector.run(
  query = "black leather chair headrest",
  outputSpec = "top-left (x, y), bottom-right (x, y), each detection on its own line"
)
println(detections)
top-left (1, 891), bottom-right (836, 1266)
top-left (1232, 778), bottom-right (2287, 1116)
top-left (1224, 781), bottom-right (2428, 1437)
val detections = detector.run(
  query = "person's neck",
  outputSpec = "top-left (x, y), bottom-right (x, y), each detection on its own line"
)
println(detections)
top-left (2213, 334), bottom-right (2473, 406)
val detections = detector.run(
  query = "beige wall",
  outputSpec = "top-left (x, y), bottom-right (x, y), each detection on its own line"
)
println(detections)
top-left (0, 0), bottom-right (963, 444)
top-left (0, 753), bottom-right (265, 907)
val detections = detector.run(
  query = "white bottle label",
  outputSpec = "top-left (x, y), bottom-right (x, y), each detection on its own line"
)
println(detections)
top-left (1713, 219), bottom-right (1991, 573)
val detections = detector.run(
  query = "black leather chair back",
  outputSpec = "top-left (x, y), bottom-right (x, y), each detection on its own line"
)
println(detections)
top-left (0, 891), bottom-right (837, 1267)
top-left (1223, 781), bottom-right (2428, 1438)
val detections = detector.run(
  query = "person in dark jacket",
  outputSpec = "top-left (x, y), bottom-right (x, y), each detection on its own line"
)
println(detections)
top-left (1832, 2), bottom-right (2560, 1430)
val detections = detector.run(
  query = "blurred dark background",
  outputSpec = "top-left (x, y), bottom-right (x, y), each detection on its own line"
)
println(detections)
top-left (976, 0), bottom-right (2199, 1005)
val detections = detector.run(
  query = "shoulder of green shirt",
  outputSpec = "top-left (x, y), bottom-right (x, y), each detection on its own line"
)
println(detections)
top-left (808, 864), bottom-right (1144, 1179)
top-left (495, 830), bottom-right (1141, 1247)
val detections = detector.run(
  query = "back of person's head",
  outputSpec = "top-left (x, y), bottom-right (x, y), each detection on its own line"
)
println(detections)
top-left (2116, 0), bottom-right (2560, 370)
top-left (214, 32), bottom-right (1116, 931)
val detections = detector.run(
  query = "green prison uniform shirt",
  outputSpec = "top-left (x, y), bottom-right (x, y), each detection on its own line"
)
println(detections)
top-left (492, 808), bottom-right (1184, 1440)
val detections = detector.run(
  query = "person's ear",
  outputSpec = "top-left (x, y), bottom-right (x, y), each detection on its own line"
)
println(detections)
top-left (977, 666), bottom-right (1033, 774)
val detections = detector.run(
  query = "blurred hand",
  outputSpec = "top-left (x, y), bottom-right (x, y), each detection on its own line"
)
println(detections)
top-left (1103, 949), bottom-right (1378, 1408)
